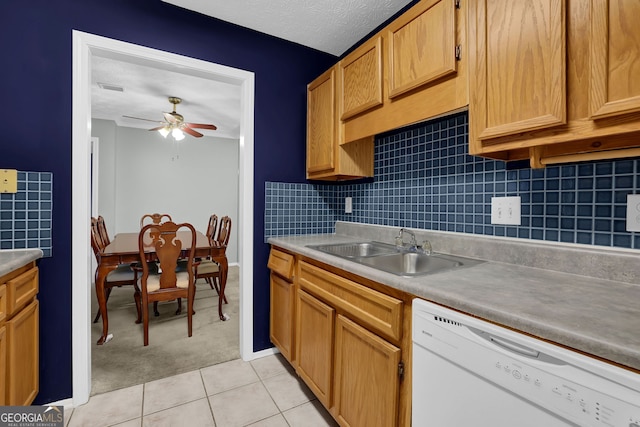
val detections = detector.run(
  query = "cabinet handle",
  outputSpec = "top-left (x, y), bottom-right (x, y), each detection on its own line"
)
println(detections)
top-left (455, 45), bottom-right (462, 61)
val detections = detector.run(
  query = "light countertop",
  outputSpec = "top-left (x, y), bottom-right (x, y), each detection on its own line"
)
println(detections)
top-left (0, 249), bottom-right (43, 277)
top-left (268, 222), bottom-right (640, 373)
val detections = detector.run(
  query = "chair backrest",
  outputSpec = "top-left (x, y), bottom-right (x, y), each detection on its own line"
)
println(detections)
top-left (97, 215), bottom-right (111, 246)
top-left (140, 213), bottom-right (172, 228)
top-left (90, 217), bottom-right (105, 259)
top-left (138, 221), bottom-right (196, 291)
top-left (215, 216), bottom-right (232, 247)
top-left (205, 214), bottom-right (218, 244)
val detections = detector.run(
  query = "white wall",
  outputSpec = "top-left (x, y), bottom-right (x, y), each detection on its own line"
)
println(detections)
top-left (92, 119), bottom-right (239, 263)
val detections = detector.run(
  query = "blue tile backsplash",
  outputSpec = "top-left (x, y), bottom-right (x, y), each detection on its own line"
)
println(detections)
top-left (265, 112), bottom-right (640, 250)
top-left (0, 171), bottom-right (53, 257)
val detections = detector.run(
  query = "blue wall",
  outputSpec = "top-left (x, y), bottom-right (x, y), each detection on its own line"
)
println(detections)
top-left (266, 112), bottom-right (640, 249)
top-left (3, 0), bottom-right (335, 403)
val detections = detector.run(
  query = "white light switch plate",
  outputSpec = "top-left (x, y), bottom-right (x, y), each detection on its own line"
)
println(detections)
top-left (345, 197), bottom-right (353, 214)
top-left (491, 196), bottom-right (521, 225)
top-left (626, 194), bottom-right (640, 232)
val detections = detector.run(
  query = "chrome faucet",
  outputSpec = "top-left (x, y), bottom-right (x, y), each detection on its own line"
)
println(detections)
top-left (395, 228), bottom-right (418, 251)
top-left (395, 228), bottom-right (432, 255)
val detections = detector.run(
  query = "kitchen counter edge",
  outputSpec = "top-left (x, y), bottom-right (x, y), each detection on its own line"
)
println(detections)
top-left (0, 249), bottom-right (44, 277)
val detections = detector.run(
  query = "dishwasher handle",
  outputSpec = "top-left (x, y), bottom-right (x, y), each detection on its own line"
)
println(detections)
top-left (489, 335), bottom-right (539, 358)
top-left (468, 326), bottom-right (566, 366)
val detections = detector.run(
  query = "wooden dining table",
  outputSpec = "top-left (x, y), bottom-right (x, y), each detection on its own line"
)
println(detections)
top-left (94, 230), bottom-right (229, 345)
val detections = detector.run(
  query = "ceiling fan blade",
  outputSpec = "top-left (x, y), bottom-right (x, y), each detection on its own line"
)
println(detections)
top-left (163, 112), bottom-right (179, 124)
top-left (122, 115), bottom-right (162, 123)
top-left (148, 126), bottom-right (166, 131)
top-left (181, 126), bottom-right (203, 138)
top-left (185, 122), bottom-right (217, 131)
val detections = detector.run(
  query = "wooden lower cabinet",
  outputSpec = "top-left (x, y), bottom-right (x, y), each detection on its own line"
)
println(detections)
top-left (295, 289), bottom-right (334, 408)
top-left (268, 247), bottom-right (411, 426)
top-left (333, 314), bottom-right (401, 427)
top-left (270, 274), bottom-right (295, 362)
top-left (7, 299), bottom-right (39, 405)
top-left (0, 261), bottom-right (39, 406)
top-left (296, 259), bottom-right (407, 427)
top-left (268, 248), bottom-right (296, 363)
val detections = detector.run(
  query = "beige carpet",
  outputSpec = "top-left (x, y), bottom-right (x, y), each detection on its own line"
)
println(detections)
top-left (90, 265), bottom-right (240, 396)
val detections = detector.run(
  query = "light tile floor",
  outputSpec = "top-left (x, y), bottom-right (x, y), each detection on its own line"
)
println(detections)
top-left (65, 354), bottom-right (339, 427)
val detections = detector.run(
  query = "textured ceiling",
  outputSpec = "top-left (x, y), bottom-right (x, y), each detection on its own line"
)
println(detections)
top-left (163, 0), bottom-right (414, 56)
top-left (92, 56), bottom-right (241, 140)
top-left (92, 1), bottom-right (414, 139)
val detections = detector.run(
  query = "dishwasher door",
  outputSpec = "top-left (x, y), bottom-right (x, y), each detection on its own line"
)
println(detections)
top-left (412, 299), bottom-right (640, 427)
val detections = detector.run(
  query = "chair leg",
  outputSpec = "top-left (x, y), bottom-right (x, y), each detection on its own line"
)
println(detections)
top-left (93, 287), bottom-right (113, 323)
top-left (205, 277), bottom-right (215, 290)
top-left (175, 298), bottom-right (183, 315)
top-left (187, 289), bottom-right (194, 338)
top-left (213, 277), bottom-right (228, 304)
top-left (134, 290), bottom-right (142, 324)
top-left (143, 301), bottom-right (150, 346)
top-left (154, 301), bottom-right (159, 317)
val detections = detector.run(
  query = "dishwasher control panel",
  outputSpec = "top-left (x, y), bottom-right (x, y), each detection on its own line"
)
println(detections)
top-left (489, 354), bottom-right (640, 426)
top-left (413, 299), bottom-right (640, 427)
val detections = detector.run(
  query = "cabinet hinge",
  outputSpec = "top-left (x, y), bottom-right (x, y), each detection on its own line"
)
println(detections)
top-left (398, 361), bottom-right (405, 380)
top-left (455, 0), bottom-right (461, 9)
top-left (455, 45), bottom-right (462, 61)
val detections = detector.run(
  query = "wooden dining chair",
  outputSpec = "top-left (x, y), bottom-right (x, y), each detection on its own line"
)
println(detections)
top-left (140, 213), bottom-right (172, 228)
top-left (193, 215), bottom-right (231, 304)
top-left (138, 221), bottom-right (197, 346)
top-left (97, 215), bottom-right (111, 246)
top-left (90, 218), bottom-right (141, 324)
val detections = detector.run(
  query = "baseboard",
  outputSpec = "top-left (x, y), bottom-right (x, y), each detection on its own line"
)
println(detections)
top-left (249, 346), bottom-right (279, 360)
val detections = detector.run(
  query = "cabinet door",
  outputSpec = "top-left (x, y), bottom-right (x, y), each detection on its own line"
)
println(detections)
top-left (333, 314), bottom-right (401, 427)
top-left (469, 0), bottom-right (566, 148)
top-left (589, 0), bottom-right (640, 119)
top-left (270, 273), bottom-right (294, 362)
top-left (0, 324), bottom-right (6, 405)
top-left (7, 299), bottom-right (38, 405)
top-left (387, 0), bottom-right (457, 98)
top-left (307, 67), bottom-right (336, 177)
top-left (339, 35), bottom-right (383, 120)
top-left (295, 289), bottom-right (334, 408)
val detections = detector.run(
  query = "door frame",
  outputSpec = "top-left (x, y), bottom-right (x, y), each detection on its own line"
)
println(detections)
top-left (72, 30), bottom-right (255, 406)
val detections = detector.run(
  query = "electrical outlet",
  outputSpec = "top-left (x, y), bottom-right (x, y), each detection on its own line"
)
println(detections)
top-left (345, 197), bottom-right (353, 214)
top-left (626, 194), bottom-right (640, 232)
top-left (491, 196), bottom-right (521, 225)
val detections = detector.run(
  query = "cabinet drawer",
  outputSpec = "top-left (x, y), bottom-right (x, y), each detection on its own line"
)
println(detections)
top-left (268, 248), bottom-right (295, 281)
top-left (6, 267), bottom-right (38, 317)
top-left (298, 261), bottom-right (403, 341)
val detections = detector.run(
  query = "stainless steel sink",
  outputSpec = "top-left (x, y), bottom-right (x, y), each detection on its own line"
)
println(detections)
top-left (358, 252), bottom-right (480, 277)
top-left (308, 241), bottom-right (398, 258)
top-left (307, 241), bottom-right (484, 277)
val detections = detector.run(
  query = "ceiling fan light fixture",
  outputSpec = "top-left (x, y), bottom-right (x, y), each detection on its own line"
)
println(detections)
top-left (158, 126), bottom-right (170, 138)
top-left (172, 128), bottom-right (185, 141)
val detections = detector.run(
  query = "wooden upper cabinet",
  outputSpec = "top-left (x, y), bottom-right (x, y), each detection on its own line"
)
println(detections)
top-left (307, 66), bottom-right (375, 181)
top-left (469, 0), bottom-right (640, 167)
top-left (387, 0), bottom-right (457, 99)
top-left (339, 36), bottom-right (383, 120)
top-left (469, 0), bottom-right (566, 147)
top-left (342, 0), bottom-right (468, 144)
top-left (307, 67), bottom-right (336, 176)
top-left (589, 0), bottom-right (640, 120)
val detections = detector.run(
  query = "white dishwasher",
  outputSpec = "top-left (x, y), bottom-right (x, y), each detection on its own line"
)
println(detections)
top-left (412, 298), bottom-right (640, 427)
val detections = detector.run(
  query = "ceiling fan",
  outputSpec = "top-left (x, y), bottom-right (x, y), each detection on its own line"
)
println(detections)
top-left (123, 96), bottom-right (217, 140)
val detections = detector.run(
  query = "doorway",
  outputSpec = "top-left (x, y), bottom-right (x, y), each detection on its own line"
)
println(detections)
top-left (72, 31), bottom-right (255, 406)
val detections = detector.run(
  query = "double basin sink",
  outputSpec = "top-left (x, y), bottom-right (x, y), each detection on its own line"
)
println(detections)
top-left (307, 241), bottom-right (483, 277)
